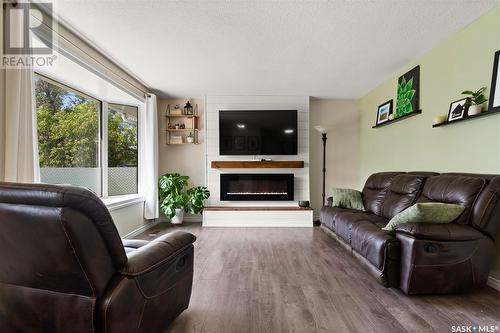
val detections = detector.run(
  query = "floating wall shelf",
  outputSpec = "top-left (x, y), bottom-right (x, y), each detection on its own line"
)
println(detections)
top-left (372, 110), bottom-right (422, 128)
top-left (432, 109), bottom-right (500, 128)
top-left (211, 161), bottom-right (305, 169)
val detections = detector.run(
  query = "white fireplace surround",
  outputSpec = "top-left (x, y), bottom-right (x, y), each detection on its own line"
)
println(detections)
top-left (203, 95), bottom-right (312, 227)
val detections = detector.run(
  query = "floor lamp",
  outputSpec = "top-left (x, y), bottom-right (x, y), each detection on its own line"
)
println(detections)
top-left (314, 126), bottom-right (328, 211)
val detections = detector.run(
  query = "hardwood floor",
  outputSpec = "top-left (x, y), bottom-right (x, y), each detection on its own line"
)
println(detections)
top-left (137, 223), bottom-right (500, 333)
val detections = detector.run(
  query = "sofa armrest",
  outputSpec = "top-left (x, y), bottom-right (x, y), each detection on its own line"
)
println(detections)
top-left (121, 231), bottom-right (196, 276)
top-left (395, 223), bottom-right (485, 241)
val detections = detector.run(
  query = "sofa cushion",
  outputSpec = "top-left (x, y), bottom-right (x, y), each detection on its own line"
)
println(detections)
top-left (383, 203), bottom-right (465, 231)
top-left (319, 206), bottom-right (357, 230)
top-left (350, 222), bottom-right (400, 271)
top-left (394, 223), bottom-right (485, 241)
top-left (331, 188), bottom-right (365, 211)
top-left (418, 175), bottom-right (486, 224)
top-left (362, 172), bottom-right (401, 215)
top-left (379, 174), bottom-right (427, 219)
top-left (334, 211), bottom-right (388, 244)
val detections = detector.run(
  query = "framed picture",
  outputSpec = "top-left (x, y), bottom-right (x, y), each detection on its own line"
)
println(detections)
top-left (396, 65), bottom-right (420, 118)
top-left (488, 50), bottom-right (500, 113)
top-left (448, 98), bottom-right (467, 122)
top-left (376, 100), bottom-right (393, 125)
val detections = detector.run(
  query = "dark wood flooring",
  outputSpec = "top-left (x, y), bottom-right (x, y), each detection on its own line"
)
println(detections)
top-left (137, 223), bottom-right (500, 333)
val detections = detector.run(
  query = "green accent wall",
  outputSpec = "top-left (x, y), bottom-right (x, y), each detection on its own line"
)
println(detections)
top-left (358, 5), bottom-right (500, 279)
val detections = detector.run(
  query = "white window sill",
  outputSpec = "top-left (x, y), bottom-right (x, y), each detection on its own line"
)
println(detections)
top-left (101, 194), bottom-right (145, 212)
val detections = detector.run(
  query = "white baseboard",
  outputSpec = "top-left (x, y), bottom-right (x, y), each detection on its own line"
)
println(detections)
top-left (158, 215), bottom-right (202, 223)
top-left (123, 219), bottom-right (161, 239)
top-left (487, 276), bottom-right (500, 291)
top-left (203, 209), bottom-right (313, 227)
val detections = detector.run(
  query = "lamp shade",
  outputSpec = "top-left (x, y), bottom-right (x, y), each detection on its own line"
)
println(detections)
top-left (314, 125), bottom-right (328, 134)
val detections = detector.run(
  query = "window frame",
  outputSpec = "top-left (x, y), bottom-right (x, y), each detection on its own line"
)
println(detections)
top-left (34, 72), bottom-right (141, 199)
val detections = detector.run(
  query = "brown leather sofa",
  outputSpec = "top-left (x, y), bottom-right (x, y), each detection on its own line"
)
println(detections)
top-left (320, 172), bottom-right (500, 294)
top-left (0, 182), bottom-right (196, 333)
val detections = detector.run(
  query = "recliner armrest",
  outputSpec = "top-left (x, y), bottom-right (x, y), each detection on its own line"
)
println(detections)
top-left (121, 231), bottom-right (196, 276)
top-left (395, 223), bottom-right (485, 241)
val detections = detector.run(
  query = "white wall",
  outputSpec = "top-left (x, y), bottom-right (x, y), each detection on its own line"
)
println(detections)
top-left (205, 95), bottom-right (310, 206)
top-left (109, 202), bottom-right (149, 237)
top-left (309, 98), bottom-right (360, 214)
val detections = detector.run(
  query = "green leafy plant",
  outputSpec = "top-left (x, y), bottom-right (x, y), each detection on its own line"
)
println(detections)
top-left (462, 87), bottom-right (488, 109)
top-left (396, 77), bottom-right (416, 117)
top-left (158, 173), bottom-right (210, 218)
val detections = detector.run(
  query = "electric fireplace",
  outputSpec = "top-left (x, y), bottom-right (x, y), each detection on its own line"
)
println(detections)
top-left (220, 173), bottom-right (294, 201)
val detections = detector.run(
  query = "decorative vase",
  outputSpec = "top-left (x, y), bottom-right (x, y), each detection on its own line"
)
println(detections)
top-left (186, 136), bottom-right (194, 143)
top-left (468, 105), bottom-right (482, 116)
top-left (171, 208), bottom-right (184, 225)
top-left (432, 115), bottom-right (447, 125)
top-left (388, 114), bottom-right (395, 121)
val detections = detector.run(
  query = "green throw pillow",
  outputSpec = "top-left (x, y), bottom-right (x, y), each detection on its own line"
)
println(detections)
top-left (331, 188), bottom-right (365, 211)
top-left (382, 203), bottom-right (465, 231)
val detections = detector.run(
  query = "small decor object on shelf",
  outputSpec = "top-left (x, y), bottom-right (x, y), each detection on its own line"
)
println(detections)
top-left (158, 173), bottom-right (210, 224)
top-left (488, 50), bottom-right (500, 113)
top-left (170, 104), bottom-right (182, 115)
top-left (376, 100), bottom-right (393, 125)
top-left (448, 98), bottom-right (467, 122)
top-left (170, 135), bottom-right (183, 144)
top-left (432, 115), bottom-right (447, 125)
top-left (298, 201), bottom-right (310, 208)
top-left (462, 87), bottom-right (487, 116)
top-left (186, 132), bottom-right (194, 143)
top-left (175, 124), bottom-right (180, 130)
top-left (396, 66), bottom-right (420, 118)
top-left (184, 101), bottom-right (193, 115)
top-left (388, 114), bottom-right (394, 121)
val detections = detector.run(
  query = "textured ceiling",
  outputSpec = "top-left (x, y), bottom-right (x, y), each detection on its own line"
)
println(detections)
top-left (53, 0), bottom-right (498, 99)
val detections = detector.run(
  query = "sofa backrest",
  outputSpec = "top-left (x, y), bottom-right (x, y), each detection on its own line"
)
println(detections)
top-left (379, 174), bottom-right (428, 219)
top-left (471, 176), bottom-right (500, 239)
top-left (417, 174), bottom-right (486, 225)
top-left (362, 172), bottom-right (402, 215)
top-left (0, 182), bottom-right (127, 298)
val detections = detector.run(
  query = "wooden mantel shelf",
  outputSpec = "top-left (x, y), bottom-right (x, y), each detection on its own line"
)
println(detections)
top-left (211, 160), bottom-right (304, 169)
top-left (204, 206), bottom-right (313, 211)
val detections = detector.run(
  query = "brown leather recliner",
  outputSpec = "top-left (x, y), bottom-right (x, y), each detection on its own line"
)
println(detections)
top-left (0, 182), bottom-right (196, 333)
top-left (320, 172), bottom-right (500, 294)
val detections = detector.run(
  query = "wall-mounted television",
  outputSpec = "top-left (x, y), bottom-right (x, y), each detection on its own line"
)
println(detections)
top-left (219, 110), bottom-right (298, 155)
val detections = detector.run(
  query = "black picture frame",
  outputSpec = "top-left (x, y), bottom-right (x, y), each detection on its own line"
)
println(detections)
top-left (448, 98), bottom-right (467, 122)
top-left (488, 50), bottom-right (500, 113)
top-left (376, 100), bottom-right (393, 125)
top-left (396, 65), bottom-right (420, 117)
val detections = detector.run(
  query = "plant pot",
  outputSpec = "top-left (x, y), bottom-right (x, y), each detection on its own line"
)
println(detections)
top-left (468, 105), bottom-right (482, 116)
top-left (186, 136), bottom-right (194, 143)
top-left (171, 208), bottom-right (184, 225)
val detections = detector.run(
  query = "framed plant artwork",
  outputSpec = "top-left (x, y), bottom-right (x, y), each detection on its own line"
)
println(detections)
top-left (448, 98), bottom-right (467, 122)
top-left (488, 50), bottom-right (500, 113)
top-left (396, 65), bottom-right (420, 118)
top-left (376, 100), bottom-right (393, 125)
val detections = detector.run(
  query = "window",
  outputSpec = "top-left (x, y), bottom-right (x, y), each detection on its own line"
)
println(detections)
top-left (107, 104), bottom-right (138, 196)
top-left (35, 74), bottom-right (139, 197)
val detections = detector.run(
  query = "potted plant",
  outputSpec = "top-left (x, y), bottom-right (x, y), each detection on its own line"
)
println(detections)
top-left (158, 173), bottom-right (210, 224)
top-left (186, 132), bottom-right (194, 143)
top-left (462, 87), bottom-right (488, 116)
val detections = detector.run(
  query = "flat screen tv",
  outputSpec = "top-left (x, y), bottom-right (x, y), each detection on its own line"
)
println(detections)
top-left (219, 110), bottom-right (298, 155)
